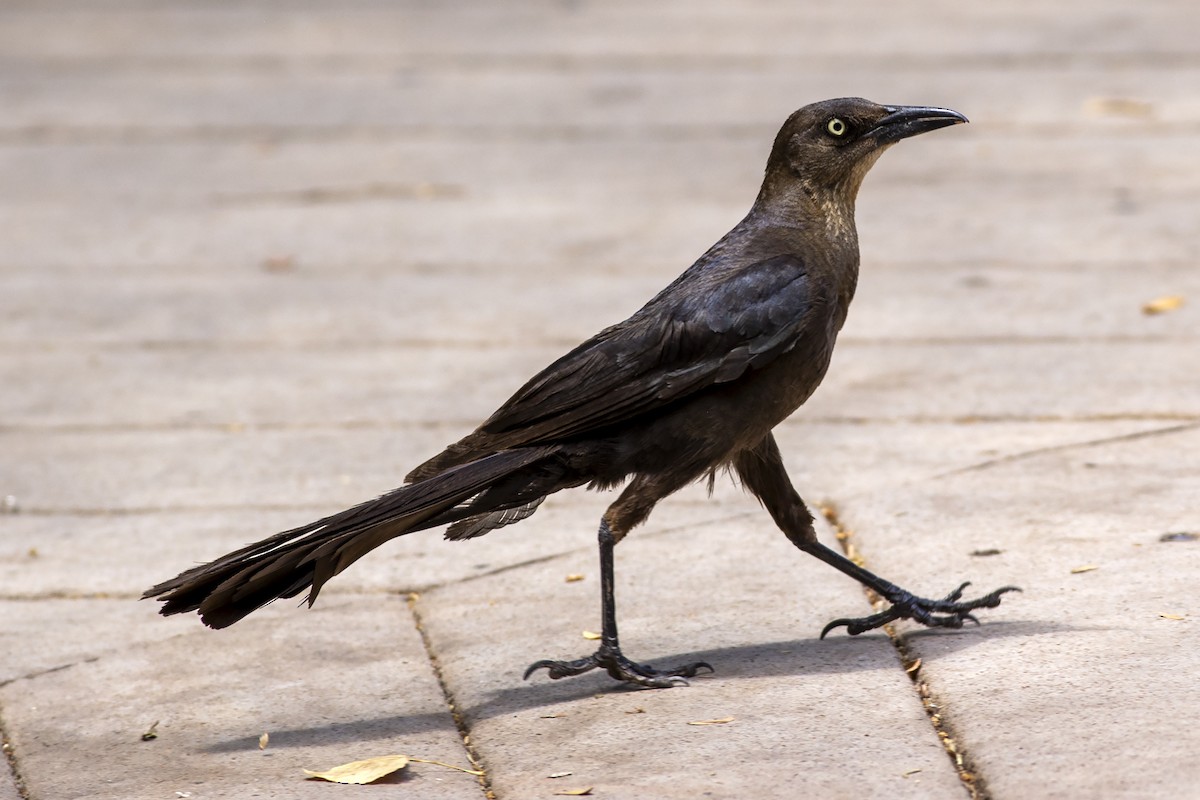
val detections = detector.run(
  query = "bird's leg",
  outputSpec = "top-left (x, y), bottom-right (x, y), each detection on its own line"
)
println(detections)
top-left (797, 539), bottom-right (1020, 638)
top-left (733, 435), bottom-right (1018, 638)
top-left (524, 517), bottom-right (713, 689)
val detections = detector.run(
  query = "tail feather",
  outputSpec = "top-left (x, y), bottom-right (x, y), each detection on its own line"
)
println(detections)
top-left (144, 446), bottom-right (560, 628)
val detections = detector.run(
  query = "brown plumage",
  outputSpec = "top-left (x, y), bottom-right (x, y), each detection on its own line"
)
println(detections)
top-left (145, 98), bottom-right (1017, 687)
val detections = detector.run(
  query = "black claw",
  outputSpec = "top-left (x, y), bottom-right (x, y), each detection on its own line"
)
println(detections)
top-left (820, 583), bottom-right (1021, 638)
top-left (524, 656), bottom-right (598, 681)
top-left (821, 606), bottom-right (900, 638)
top-left (668, 661), bottom-right (715, 678)
top-left (944, 581), bottom-right (971, 603)
top-left (524, 649), bottom-right (713, 689)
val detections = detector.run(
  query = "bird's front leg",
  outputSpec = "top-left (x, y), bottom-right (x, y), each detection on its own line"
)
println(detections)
top-left (733, 435), bottom-right (1019, 638)
top-left (524, 517), bottom-right (712, 689)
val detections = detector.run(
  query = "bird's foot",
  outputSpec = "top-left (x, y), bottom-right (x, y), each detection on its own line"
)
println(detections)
top-left (820, 582), bottom-right (1021, 638)
top-left (524, 642), bottom-right (713, 689)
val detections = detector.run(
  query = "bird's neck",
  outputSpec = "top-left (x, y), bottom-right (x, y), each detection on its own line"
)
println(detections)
top-left (751, 178), bottom-right (860, 248)
top-left (746, 178), bottom-right (862, 324)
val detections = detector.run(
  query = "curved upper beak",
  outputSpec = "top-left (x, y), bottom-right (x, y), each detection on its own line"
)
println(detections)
top-left (869, 105), bottom-right (968, 144)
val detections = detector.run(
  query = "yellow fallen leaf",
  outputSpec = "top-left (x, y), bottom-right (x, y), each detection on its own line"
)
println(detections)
top-left (140, 720), bottom-right (159, 741)
top-left (565, 573), bottom-right (585, 583)
top-left (548, 771), bottom-right (573, 779)
top-left (687, 716), bottom-right (734, 726)
top-left (258, 732), bottom-right (269, 750)
top-left (905, 658), bottom-right (922, 675)
top-left (1084, 97), bottom-right (1153, 118)
top-left (581, 630), bottom-right (601, 640)
top-left (902, 768), bottom-right (923, 778)
top-left (1159, 613), bottom-right (1186, 621)
top-left (553, 789), bottom-right (592, 797)
top-left (304, 755), bottom-right (409, 784)
top-left (1142, 295), bottom-right (1185, 315)
top-left (1070, 564), bottom-right (1099, 574)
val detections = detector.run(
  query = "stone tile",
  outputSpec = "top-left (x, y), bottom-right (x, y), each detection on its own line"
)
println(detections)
top-left (4, 338), bottom-right (1193, 429)
top-left (3, 253), bottom-right (1196, 348)
top-left (0, 1), bottom-right (1194, 64)
top-left (3, 64), bottom-right (1200, 132)
top-left (419, 518), bottom-right (965, 799)
top-left (0, 767), bottom-right (19, 800)
top-left (835, 424), bottom-right (1200, 798)
top-left (0, 595), bottom-right (483, 800)
top-left (0, 598), bottom-right (194, 685)
top-left (1, 419), bottom-right (1165, 512)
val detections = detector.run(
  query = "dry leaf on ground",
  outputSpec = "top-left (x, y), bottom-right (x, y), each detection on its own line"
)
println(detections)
top-left (1159, 613), bottom-right (1186, 621)
top-left (304, 755), bottom-right (410, 784)
top-left (581, 630), bottom-right (601, 640)
top-left (1070, 564), bottom-right (1099, 574)
top-left (1084, 97), bottom-right (1154, 118)
top-left (1142, 295), bottom-right (1185, 315)
top-left (553, 788), bottom-right (593, 796)
top-left (548, 771), bottom-right (573, 778)
top-left (258, 732), bottom-right (269, 750)
top-left (565, 573), bottom-right (585, 583)
top-left (687, 716), bottom-right (734, 726)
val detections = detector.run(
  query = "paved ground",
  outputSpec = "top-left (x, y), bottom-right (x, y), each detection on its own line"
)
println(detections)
top-left (2, 2), bottom-right (1198, 798)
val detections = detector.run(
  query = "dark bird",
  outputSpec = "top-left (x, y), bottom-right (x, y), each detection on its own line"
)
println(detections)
top-left (145, 98), bottom-right (1018, 688)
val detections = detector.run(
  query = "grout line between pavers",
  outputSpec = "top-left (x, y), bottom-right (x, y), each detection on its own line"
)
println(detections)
top-left (0, 658), bottom-right (99, 690)
top-left (405, 592), bottom-right (496, 800)
top-left (818, 502), bottom-right (990, 800)
top-left (0, 703), bottom-right (31, 800)
top-left (2, 333), bottom-right (1195, 355)
top-left (11, 50), bottom-right (1200, 73)
top-left (929, 420), bottom-right (1200, 479)
top-left (3, 116), bottom-right (1200, 147)
top-left (4, 411), bottom-right (1197, 437)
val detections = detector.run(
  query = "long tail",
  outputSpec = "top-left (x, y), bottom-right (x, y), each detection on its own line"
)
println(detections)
top-left (143, 445), bottom-right (565, 628)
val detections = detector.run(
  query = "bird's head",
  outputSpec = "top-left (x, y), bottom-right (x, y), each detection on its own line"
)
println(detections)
top-left (758, 97), bottom-right (967, 217)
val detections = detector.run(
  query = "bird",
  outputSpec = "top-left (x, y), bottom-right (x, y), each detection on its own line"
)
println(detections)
top-left (144, 97), bottom-right (1018, 689)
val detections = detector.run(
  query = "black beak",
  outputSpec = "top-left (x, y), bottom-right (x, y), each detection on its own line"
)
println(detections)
top-left (869, 105), bottom-right (968, 144)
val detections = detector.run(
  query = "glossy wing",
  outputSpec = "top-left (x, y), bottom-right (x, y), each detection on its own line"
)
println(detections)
top-left (479, 255), bottom-right (829, 443)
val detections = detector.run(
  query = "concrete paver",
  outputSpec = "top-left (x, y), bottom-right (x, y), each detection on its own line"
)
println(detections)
top-left (0, 773), bottom-right (17, 800)
top-left (5, 340), bottom-right (1195, 430)
top-left (419, 519), bottom-right (966, 799)
top-left (0, 1), bottom-right (1195, 63)
top-left (836, 426), bottom-right (1200, 798)
top-left (1, 596), bottom-right (482, 800)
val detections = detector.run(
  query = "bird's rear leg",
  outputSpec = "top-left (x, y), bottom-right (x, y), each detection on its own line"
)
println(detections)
top-left (819, 579), bottom-right (1020, 638)
top-left (524, 516), bottom-right (711, 689)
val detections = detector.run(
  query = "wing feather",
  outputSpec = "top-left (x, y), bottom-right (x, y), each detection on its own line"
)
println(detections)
top-left (479, 255), bottom-right (826, 443)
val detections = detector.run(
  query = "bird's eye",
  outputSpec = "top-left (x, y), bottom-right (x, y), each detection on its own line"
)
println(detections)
top-left (826, 117), bottom-right (848, 137)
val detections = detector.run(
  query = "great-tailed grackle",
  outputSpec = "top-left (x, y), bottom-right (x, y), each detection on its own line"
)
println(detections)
top-left (145, 98), bottom-right (1017, 688)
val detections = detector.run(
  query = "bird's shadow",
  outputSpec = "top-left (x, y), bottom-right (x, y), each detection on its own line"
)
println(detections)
top-left (203, 618), bottom-right (1084, 753)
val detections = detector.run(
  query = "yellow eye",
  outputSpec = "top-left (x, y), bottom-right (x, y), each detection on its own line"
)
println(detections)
top-left (826, 117), bottom-right (848, 137)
